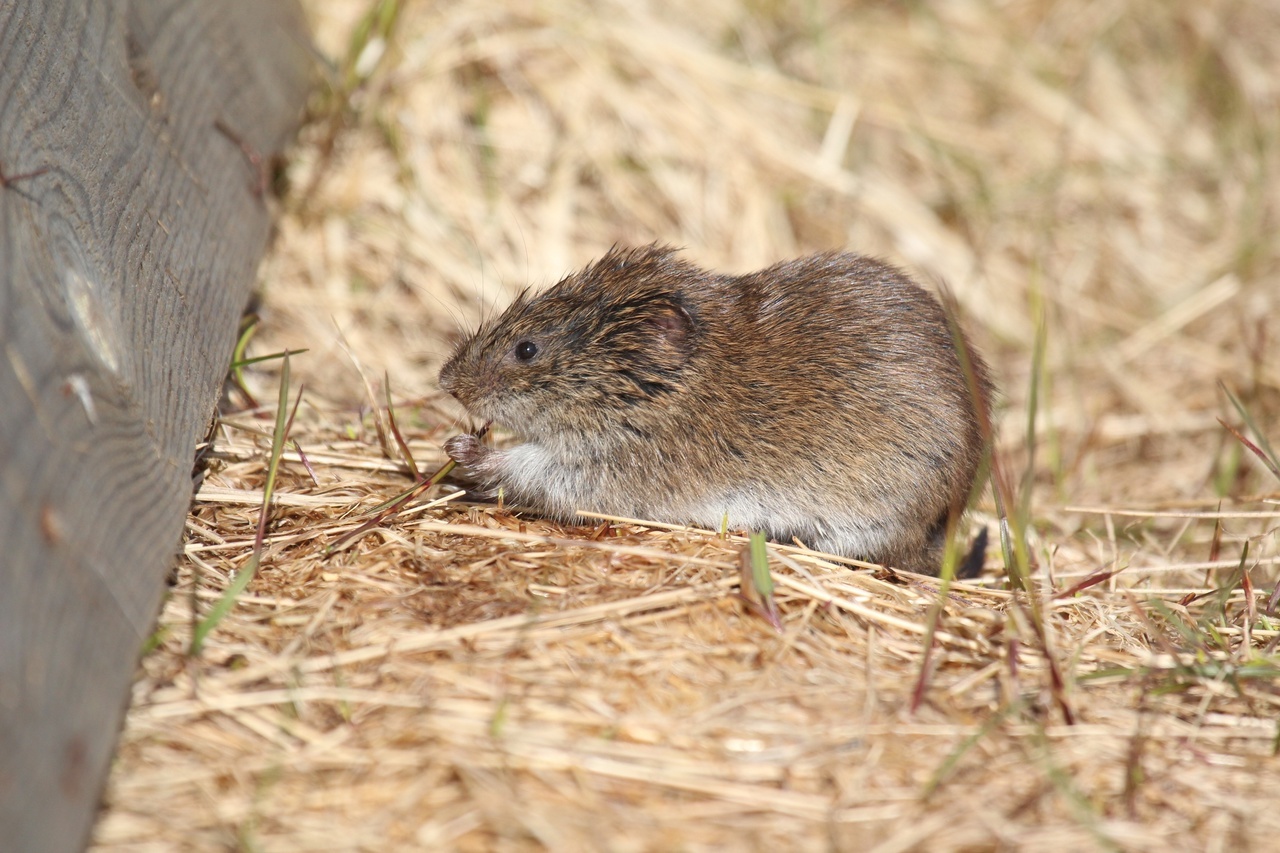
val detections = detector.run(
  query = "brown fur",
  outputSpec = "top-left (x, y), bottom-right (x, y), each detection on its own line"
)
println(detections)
top-left (439, 244), bottom-right (993, 573)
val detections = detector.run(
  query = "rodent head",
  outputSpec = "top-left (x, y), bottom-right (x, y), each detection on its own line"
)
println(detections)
top-left (439, 245), bottom-right (702, 442)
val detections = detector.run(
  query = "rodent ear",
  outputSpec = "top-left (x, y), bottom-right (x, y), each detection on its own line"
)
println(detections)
top-left (646, 302), bottom-right (695, 356)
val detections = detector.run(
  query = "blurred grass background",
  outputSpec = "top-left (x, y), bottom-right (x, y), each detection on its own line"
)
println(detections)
top-left (271, 0), bottom-right (1279, 512)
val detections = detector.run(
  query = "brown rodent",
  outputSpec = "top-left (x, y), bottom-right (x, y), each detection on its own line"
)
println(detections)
top-left (438, 244), bottom-right (993, 574)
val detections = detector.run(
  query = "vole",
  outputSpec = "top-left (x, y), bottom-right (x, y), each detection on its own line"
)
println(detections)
top-left (438, 244), bottom-right (993, 574)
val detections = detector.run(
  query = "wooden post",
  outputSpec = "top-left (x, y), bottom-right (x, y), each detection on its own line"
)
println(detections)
top-left (0, 2), bottom-right (311, 850)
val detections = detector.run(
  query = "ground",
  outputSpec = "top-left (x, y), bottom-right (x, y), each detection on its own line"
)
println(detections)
top-left (93, 2), bottom-right (1280, 850)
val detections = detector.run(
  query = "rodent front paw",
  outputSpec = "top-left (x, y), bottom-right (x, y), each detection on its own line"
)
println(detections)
top-left (444, 433), bottom-right (490, 468)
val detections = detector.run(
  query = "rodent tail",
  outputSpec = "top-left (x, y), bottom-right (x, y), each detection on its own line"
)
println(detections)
top-left (957, 526), bottom-right (989, 579)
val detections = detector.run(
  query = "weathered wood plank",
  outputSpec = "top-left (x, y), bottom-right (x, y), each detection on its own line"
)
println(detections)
top-left (0, 2), bottom-right (311, 850)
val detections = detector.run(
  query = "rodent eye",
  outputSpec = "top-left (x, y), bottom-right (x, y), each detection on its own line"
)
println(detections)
top-left (514, 340), bottom-right (538, 361)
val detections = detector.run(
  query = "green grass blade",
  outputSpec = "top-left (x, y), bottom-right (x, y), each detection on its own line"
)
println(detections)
top-left (191, 353), bottom-right (294, 655)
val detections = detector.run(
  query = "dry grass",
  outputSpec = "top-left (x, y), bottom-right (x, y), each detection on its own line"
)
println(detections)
top-left (92, 1), bottom-right (1280, 850)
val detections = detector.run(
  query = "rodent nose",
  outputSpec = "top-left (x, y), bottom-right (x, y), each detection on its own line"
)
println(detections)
top-left (438, 363), bottom-right (456, 394)
top-left (437, 364), bottom-right (474, 407)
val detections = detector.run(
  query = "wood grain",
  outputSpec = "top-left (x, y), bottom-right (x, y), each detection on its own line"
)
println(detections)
top-left (0, 2), bottom-right (311, 850)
